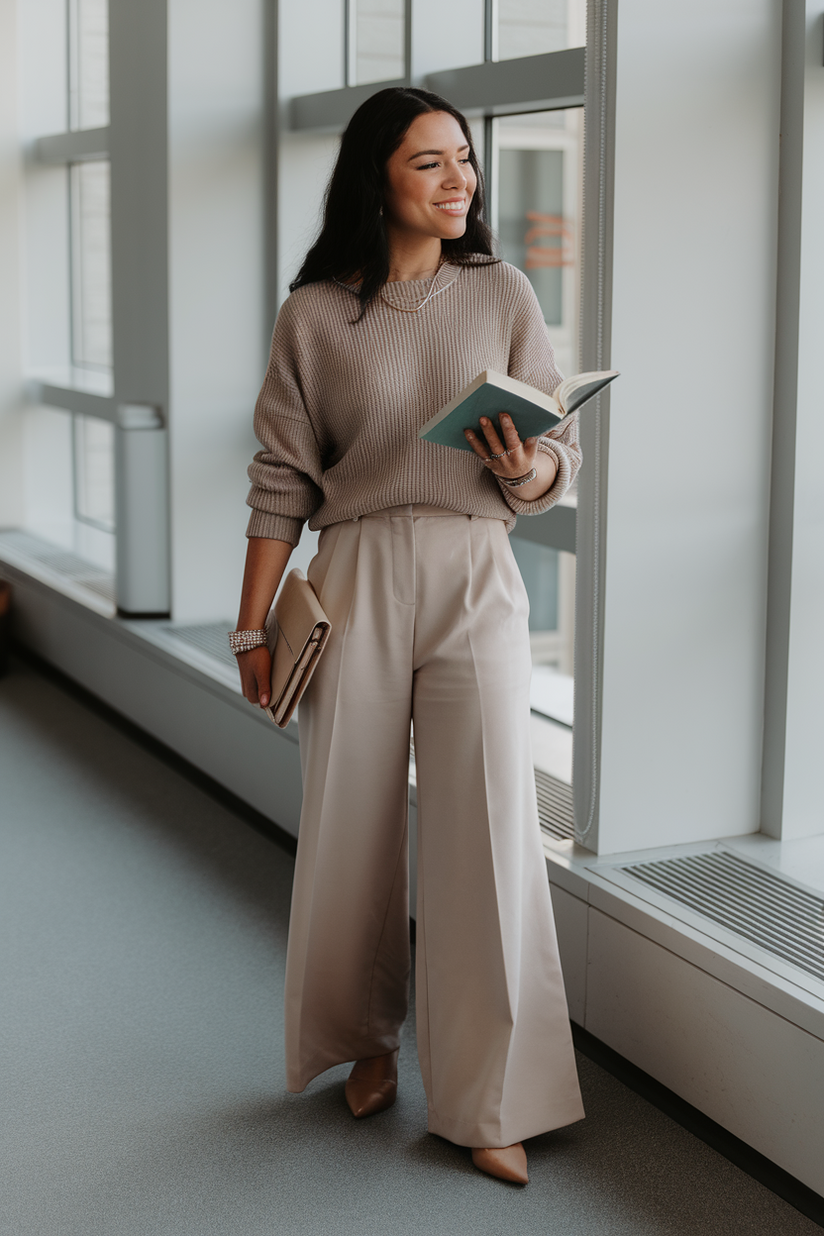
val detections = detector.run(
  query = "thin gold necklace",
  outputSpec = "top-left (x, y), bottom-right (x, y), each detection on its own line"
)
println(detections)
top-left (380, 256), bottom-right (447, 314)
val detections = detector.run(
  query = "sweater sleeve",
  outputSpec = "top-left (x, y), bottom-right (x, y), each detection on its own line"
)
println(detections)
top-left (498, 268), bottom-right (583, 517)
top-left (245, 298), bottom-right (324, 547)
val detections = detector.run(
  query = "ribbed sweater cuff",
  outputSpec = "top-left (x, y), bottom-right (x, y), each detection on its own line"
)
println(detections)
top-left (245, 508), bottom-right (304, 546)
top-left (498, 440), bottom-right (571, 517)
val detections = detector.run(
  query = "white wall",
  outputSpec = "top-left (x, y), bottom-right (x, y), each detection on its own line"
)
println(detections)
top-left (167, 0), bottom-right (266, 622)
top-left (277, 130), bottom-right (339, 301)
top-left (594, 0), bottom-right (781, 853)
top-left (0, 0), bottom-right (23, 527)
top-left (780, 1), bottom-right (824, 840)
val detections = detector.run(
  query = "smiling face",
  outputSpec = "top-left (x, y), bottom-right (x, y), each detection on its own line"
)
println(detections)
top-left (383, 110), bottom-right (477, 247)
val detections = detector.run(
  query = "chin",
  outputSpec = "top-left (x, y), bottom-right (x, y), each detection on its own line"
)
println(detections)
top-left (436, 219), bottom-right (468, 240)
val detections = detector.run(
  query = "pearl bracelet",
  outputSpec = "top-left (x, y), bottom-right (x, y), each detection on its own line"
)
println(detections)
top-left (228, 628), bottom-right (268, 655)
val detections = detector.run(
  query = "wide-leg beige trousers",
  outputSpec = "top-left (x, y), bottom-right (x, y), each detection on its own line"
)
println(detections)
top-left (285, 504), bottom-right (585, 1148)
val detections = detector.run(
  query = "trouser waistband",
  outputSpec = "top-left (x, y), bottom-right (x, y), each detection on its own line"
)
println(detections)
top-left (357, 503), bottom-right (477, 520)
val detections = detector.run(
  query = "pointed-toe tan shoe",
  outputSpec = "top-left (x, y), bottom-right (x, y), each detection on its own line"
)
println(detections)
top-left (471, 1143), bottom-right (529, 1184)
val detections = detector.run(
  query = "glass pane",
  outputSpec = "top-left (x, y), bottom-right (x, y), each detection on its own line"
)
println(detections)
top-left (68, 0), bottom-right (109, 130)
top-left (497, 0), bottom-right (586, 61)
top-left (73, 415), bottom-right (115, 532)
top-left (351, 0), bottom-right (404, 85)
top-left (493, 108), bottom-right (583, 378)
top-left (70, 160), bottom-right (113, 371)
top-left (493, 109), bottom-right (583, 730)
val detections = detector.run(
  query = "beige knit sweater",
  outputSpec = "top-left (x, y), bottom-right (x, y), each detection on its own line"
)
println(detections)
top-left (246, 258), bottom-right (581, 546)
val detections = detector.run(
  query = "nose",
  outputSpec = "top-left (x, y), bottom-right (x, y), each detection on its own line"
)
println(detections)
top-left (443, 159), bottom-right (468, 190)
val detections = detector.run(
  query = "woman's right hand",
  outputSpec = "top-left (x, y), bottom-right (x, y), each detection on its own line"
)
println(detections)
top-left (238, 646), bottom-right (273, 707)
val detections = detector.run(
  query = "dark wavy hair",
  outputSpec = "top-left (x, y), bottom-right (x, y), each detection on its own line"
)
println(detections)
top-left (289, 87), bottom-right (497, 320)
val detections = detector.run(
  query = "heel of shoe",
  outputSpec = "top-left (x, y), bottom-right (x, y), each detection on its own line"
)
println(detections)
top-left (345, 1049), bottom-right (399, 1119)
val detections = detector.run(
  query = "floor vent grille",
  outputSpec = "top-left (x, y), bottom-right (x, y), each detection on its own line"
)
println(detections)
top-left (621, 850), bottom-right (824, 982)
top-left (0, 530), bottom-right (115, 602)
top-left (535, 769), bottom-right (575, 841)
top-left (164, 622), bottom-right (235, 668)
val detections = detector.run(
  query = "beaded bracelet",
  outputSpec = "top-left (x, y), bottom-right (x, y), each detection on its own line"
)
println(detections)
top-left (228, 629), bottom-right (267, 655)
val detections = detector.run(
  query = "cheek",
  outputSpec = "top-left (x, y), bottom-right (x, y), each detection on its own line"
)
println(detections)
top-left (389, 174), bottom-right (428, 214)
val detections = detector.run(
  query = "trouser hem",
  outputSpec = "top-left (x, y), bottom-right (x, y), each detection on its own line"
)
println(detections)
top-left (287, 1034), bottom-right (403, 1094)
top-left (426, 1096), bottom-right (587, 1149)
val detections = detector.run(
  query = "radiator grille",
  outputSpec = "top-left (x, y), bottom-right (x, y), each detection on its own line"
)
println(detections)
top-left (0, 530), bottom-right (115, 602)
top-left (535, 769), bottom-right (575, 841)
top-left (163, 622), bottom-right (236, 668)
top-left (622, 850), bottom-right (824, 982)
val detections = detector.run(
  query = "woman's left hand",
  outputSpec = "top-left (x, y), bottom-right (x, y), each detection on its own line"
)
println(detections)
top-left (464, 414), bottom-right (557, 500)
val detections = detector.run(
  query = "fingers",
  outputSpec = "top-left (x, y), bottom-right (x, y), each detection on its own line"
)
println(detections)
top-left (256, 662), bottom-right (271, 708)
top-left (479, 415), bottom-right (506, 456)
top-left (463, 427), bottom-right (490, 460)
top-left (463, 414), bottom-right (541, 479)
top-left (497, 414), bottom-right (522, 453)
top-left (237, 647), bottom-right (272, 707)
top-left (464, 416), bottom-right (509, 464)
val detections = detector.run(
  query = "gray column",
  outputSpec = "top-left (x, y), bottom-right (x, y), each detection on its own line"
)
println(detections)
top-left (114, 405), bottom-right (170, 615)
top-left (760, 0), bottom-right (824, 841)
top-left (109, 0), bottom-right (170, 615)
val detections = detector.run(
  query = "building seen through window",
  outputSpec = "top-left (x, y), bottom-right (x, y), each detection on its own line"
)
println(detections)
top-left (348, 0), bottom-right (405, 85)
top-left (72, 415), bottom-right (115, 533)
top-left (492, 108), bottom-right (582, 730)
top-left (69, 159), bottom-right (112, 372)
top-left (68, 0), bottom-right (109, 130)
top-left (497, 0), bottom-right (586, 60)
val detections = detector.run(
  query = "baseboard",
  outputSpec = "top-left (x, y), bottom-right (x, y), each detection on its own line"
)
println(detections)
top-left (572, 1023), bottom-right (824, 1229)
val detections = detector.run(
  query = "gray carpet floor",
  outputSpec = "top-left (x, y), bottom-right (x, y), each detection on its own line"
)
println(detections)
top-left (0, 657), bottom-right (819, 1236)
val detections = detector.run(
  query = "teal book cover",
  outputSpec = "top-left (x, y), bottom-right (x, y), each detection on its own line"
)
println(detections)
top-left (418, 369), bottom-right (618, 454)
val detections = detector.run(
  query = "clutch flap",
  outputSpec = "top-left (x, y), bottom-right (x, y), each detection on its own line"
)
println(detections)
top-left (269, 569), bottom-right (329, 657)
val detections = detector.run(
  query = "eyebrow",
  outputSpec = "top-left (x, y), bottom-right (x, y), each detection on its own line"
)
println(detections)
top-left (407, 144), bottom-right (470, 161)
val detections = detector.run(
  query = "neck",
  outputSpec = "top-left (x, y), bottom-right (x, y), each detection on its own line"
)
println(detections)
top-left (386, 233), bottom-right (443, 282)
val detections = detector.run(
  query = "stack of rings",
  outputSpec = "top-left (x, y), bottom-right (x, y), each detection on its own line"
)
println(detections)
top-left (482, 446), bottom-right (519, 462)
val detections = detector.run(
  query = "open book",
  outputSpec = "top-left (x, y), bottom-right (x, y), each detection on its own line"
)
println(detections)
top-left (418, 369), bottom-right (619, 453)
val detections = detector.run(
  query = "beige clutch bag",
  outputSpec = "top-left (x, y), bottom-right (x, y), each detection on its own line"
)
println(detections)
top-left (263, 569), bottom-right (332, 728)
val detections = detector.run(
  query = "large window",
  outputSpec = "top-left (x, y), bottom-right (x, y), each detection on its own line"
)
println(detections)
top-left (19, 0), bottom-right (115, 573)
top-left (491, 108), bottom-right (583, 731)
top-left (347, 0), bottom-right (405, 85)
top-left (72, 415), bottom-right (115, 533)
top-left (68, 0), bottom-right (109, 130)
top-left (17, 0), bottom-right (586, 680)
top-left (493, 108), bottom-right (583, 377)
top-left (67, 0), bottom-right (115, 566)
top-left (69, 159), bottom-right (113, 372)
top-left (497, 0), bottom-right (586, 60)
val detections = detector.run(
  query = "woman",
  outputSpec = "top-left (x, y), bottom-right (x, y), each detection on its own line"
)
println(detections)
top-left (233, 87), bottom-right (585, 1184)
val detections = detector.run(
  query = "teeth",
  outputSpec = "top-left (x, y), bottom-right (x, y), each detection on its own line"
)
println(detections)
top-left (435, 202), bottom-right (464, 210)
